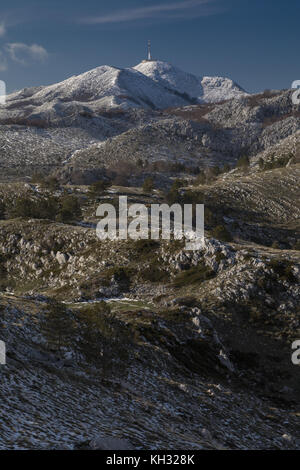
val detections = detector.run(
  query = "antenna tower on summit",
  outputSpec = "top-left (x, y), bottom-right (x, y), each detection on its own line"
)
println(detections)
top-left (142, 40), bottom-right (155, 63)
top-left (147, 40), bottom-right (152, 61)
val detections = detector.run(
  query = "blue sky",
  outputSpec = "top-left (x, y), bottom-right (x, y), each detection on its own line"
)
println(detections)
top-left (0, 0), bottom-right (299, 93)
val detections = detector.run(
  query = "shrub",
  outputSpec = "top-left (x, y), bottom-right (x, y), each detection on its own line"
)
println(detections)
top-left (258, 158), bottom-right (264, 170)
top-left (165, 179), bottom-right (186, 204)
top-left (181, 190), bottom-right (204, 204)
top-left (88, 179), bottom-right (111, 197)
top-left (211, 225), bottom-right (233, 242)
top-left (262, 155), bottom-right (291, 170)
top-left (142, 177), bottom-right (155, 193)
top-left (236, 155), bottom-right (250, 169)
top-left (269, 259), bottom-right (297, 283)
top-left (112, 173), bottom-right (130, 187)
top-left (271, 241), bottom-right (281, 250)
top-left (9, 196), bottom-right (58, 220)
top-left (111, 267), bottom-right (131, 284)
top-left (41, 176), bottom-right (60, 191)
top-left (172, 296), bottom-right (200, 308)
top-left (57, 195), bottom-right (82, 222)
top-left (100, 266), bottom-right (132, 291)
top-left (222, 163), bottom-right (231, 173)
top-left (31, 172), bottom-right (46, 184)
top-left (194, 171), bottom-right (206, 185)
top-left (0, 200), bottom-right (5, 219)
top-left (134, 239), bottom-right (160, 255)
top-left (140, 263), bottom-right (169, 283)
top-left (293, 240), bottom-right (300, 251)
top-left (172, 263), bottom-right (215, 288)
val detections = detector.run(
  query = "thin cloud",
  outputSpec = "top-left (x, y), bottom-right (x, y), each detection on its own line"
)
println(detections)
top-left (5, 43), bottom-right (48, 65)
top-left (82, 0), bottom-right (220, 25)
top-left (0, 22), bottom-right (6, 37)
top-left (0, 51), bottom-right (7, 71)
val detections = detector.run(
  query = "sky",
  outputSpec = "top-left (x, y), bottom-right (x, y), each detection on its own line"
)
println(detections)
top-left (0, 0), bottom-right (299, 93)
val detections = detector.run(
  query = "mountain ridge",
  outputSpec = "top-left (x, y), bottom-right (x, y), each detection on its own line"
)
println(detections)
top-left (134, 60), bottom-right (247, 103)
top-left (5, 60), bottom-right (248, 112)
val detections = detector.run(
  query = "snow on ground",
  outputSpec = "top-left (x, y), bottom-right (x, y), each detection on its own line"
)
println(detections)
top-left (135, 60), bottom-right (247, 103)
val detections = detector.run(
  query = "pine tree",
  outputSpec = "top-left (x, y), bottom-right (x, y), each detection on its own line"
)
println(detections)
top-left (236, 155), bottom-right (250, 169)
top-left (142, 177), bottom-right (155, 193)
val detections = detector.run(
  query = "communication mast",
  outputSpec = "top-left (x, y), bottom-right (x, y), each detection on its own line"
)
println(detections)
top-left (147, 40), bottom-right (152, 61)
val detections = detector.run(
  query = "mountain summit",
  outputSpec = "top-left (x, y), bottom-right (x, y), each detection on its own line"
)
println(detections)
top-left (134, 60), bottom-right (247, 104)
top-left (4, 60), bottom-right (248, 117)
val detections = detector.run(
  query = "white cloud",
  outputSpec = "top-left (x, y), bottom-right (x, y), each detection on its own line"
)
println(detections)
top-left (5, 42), bottom-right (48, 65)
top-left (0, 22), bottom-right (6, 37)
top-left (82, 0), bottom-right (220, 24)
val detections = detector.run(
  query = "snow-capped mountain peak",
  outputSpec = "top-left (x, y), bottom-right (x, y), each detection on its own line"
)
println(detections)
top-left (4, 60), bottom-right (248, 129)
top-left (134, 60), bottom-right (203, 102)
top-left (134, 60), bottom-right (247, 103)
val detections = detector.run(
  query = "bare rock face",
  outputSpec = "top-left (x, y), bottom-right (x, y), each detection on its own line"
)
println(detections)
top-left (56, 252), bottom-right (68, 265)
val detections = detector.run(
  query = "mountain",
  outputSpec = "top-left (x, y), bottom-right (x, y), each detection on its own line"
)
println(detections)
top-left (3, 60), bottom-right (247, 121)
top-left (1, 60), bottom-right (300, 452)
top-left (0, 60), bottom-right (298, 183)
top-left (134, 60), bottom-right (247, 103)
top-left (5, 64), bottom-right (189, 113)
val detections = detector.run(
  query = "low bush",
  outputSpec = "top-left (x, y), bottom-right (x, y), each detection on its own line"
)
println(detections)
top-left (140, 263), bottom-right (169, 283)
top-left (142, 177), bottom-right (155, 193)
top-left (293, 240), bottom-right (300, 251)
top-left (172, 263), bottom-right (215, 287)
top-left (88, 179), bottom-right (112, 197)
top-left (134, 239), bottom-right (160, 255)
top-left (0, 200), bottom-right (5, 219)
top-left (9, 196), bottom-right (58, 220)
top-left (269, 259), bottom-right (297, 283)
top-left (211, 225), bottom-right (233, 242)
top-left (236, 155), bottom-right (250, 169)
top-left (56, 195), bottom-right (82, 222)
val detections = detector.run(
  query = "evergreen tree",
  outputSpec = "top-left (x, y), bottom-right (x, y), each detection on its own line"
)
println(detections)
top-left (88, 179), bottom-right (111, 198)
top-left (0, 200), bottom-right (5, 219)
top-left (142, 177), bottom-right (154, 193)
top-left (236, 155), bottom-right (250, 169)
top-left (57, 195), bottom-right (82, 222)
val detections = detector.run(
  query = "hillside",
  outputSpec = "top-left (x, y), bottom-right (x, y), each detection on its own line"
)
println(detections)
top-left (0, 165), bottom-right (300, 449)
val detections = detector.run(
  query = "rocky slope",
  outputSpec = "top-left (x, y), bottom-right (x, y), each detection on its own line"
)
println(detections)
top-left (0, 158), bottom-right (300, 449)
top-left (57, 90), bottom-right (300, 184)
